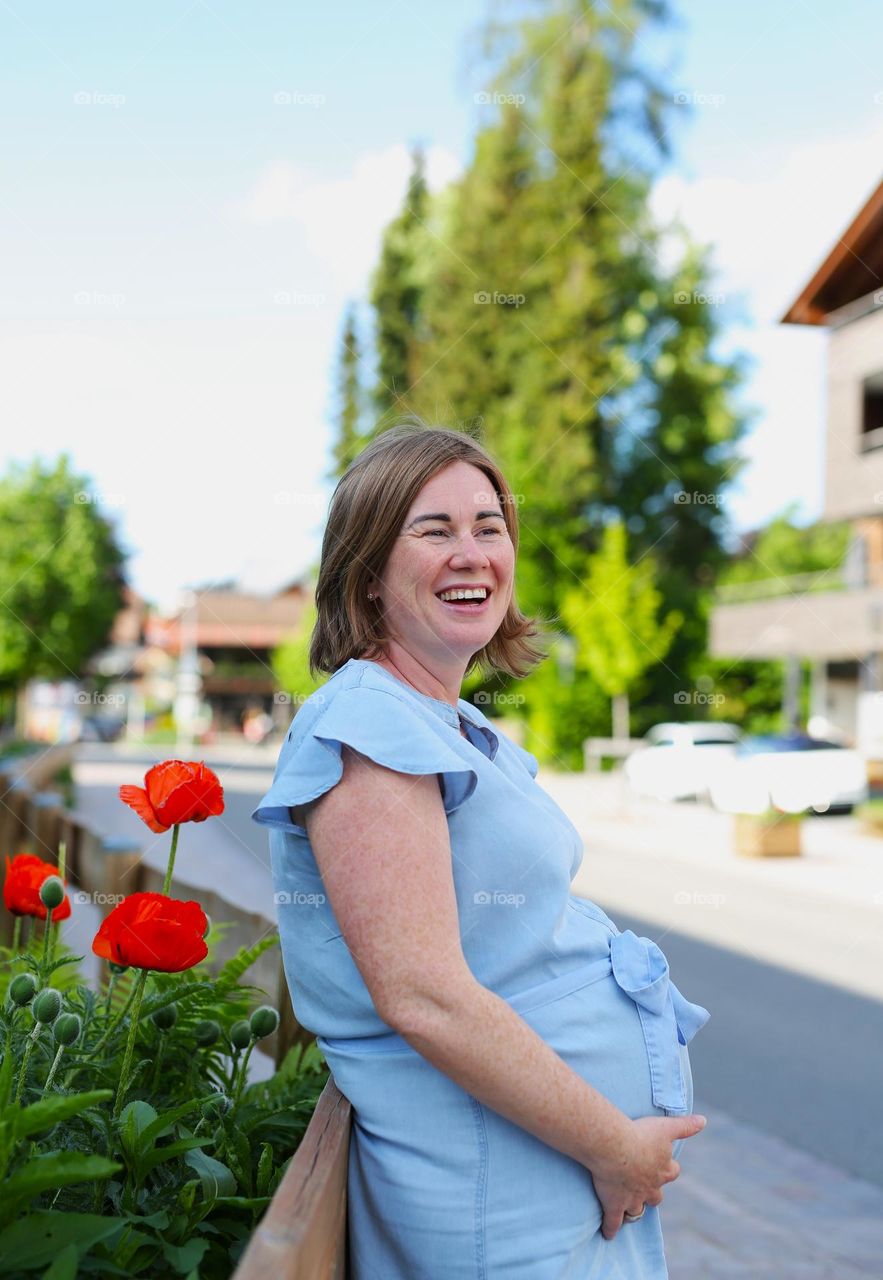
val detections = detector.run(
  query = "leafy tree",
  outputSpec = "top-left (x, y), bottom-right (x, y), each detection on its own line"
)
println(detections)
top-left (560, 521), bottom-right (682, 739)
top-left (272, 595), bottom-right (324, 711)
top-left (699, 504), bottom-right (852, 733)
top-left (0, 456), bottom-right (127, 723)
top-left (364, 0), bottom-right (748, 762)
top-left (719, 502), bottom-right (850, 586)
top-left (369, 145), bottom-right (430, 428)
top-left (329, 305), bottom-right (365, 482)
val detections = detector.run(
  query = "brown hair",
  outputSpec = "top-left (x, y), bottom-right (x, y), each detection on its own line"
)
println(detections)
top-left (309, 418), bottom-right (551, 680)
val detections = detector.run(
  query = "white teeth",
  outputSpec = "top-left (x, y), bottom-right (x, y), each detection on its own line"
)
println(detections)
top-left (439, 588), bottom-right (488, 602)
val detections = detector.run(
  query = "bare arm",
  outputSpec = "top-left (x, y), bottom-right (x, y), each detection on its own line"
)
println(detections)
top-left (300, 745), bottom-right (703, 1233)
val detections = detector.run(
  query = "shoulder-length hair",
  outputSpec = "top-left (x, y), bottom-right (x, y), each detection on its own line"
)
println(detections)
top-left (309, 419), bottom-right (551, 681)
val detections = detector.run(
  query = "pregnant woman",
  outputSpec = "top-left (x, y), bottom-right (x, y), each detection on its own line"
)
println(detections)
top-left (252, 421), bottom-right (710, 1278)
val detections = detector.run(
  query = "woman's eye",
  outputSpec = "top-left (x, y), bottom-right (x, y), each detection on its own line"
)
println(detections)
top-left (423, 527), bottom-right (502, 538)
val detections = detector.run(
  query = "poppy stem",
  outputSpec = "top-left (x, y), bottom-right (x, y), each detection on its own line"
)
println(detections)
top-left (162, 824), bottom-right (180, 896)
top-left (90, 973), bottom-right (139, 1057)
top-left (40, 913), bottom-right (52, 979)
top-left (112, 968), bottom-right (149, 1120)
top-left (43, 1043), bottom-right (66, 1093)
top-left (10, 917), bottom-right (21, 959)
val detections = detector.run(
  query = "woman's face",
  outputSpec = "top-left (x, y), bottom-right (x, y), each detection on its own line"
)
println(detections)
top-left (372, 460), bottom-right (516, 670)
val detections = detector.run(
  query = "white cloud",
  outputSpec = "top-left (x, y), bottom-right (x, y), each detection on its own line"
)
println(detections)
top-left (229, 143), bottom-right (461, 291)
top-left (650, 124), bottom-right (883, 321)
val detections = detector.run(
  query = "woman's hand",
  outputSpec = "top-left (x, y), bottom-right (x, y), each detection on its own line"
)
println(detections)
top-left (591, 1113), bottom-right (707, 1240)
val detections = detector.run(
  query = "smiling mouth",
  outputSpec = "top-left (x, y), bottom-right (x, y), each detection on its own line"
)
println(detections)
top-left (435, 588), bottom-right (492, 611)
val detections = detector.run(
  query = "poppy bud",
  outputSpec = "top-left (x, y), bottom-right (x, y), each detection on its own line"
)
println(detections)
top-left (249, 1005), bottom-right (279, 1040)
top-left (9, 973), bottom-right (37, 1006)
top-left (53, 1012), bottom-right (82, 1046)
top-left (151, 1004), bottom-right (178, 1032)
top-left (32, 988), bottom-right (62, 1025)
top-left (229, 1020), bottom-right (251, 1051)
top-left (194, 1019), bottom-right (220, 1047)
top-left (39, 876), bottom-right (65, 910)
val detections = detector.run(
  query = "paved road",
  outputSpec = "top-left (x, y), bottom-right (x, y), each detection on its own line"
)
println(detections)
top-left (607, 907), bottom-right (883, 1189)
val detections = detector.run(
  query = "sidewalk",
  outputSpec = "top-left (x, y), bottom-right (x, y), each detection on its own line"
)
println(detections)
top-left (662, 1100), bottom-right (883, 1277)
top-left (540, 770), bottom-right (883, 1001)
top-left (539, 771), bottom-right (883, 1275)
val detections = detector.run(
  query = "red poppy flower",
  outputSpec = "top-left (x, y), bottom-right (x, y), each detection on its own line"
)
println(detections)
top-left (92, 892), bottom-right (208, 972)
top-left (119, 760), bottom-right (224, 834)
top-left (3, 853), bottom-right (72, 922)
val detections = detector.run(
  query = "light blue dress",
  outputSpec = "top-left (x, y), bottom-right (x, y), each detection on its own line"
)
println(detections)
top-left (252, 657), bottom-right (710, 1279)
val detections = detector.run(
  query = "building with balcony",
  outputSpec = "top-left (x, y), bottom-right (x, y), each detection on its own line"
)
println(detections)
top-left (709, 175), bottom-right (883, 752)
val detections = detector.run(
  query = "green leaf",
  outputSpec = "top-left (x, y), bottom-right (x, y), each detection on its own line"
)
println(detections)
top-left (13, 1089), bottom-right (113, 1140)
top-left (160, 1236), bottom-right (210, 1274)
top-left (2, 1153), bottom-right (121, 1216)
top-left (137, 1136), bottom-right (214, 1178)
top-left (256, 1141), bottom-right (274, 1196)
top-left (215, 934), bottom-right (279, 991)
top-left (119, 1100), bottom-right (158, 1164)
top-left (0, 1210), bottom-right (124, 1269)
top-left (40, 1242), bottom-right (79, 1280)
top-left (136, 1098), bottom-right (202, 1153)
top-left (183, 1148), bottom-right (236, 1199)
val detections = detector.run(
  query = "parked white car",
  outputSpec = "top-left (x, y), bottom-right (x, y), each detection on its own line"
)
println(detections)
top-left (707, 734), bottom-right (869, 814)
top-left (624, 722), bottom-right (744, 802)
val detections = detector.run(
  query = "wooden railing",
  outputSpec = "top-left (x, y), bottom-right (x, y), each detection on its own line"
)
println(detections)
top-left (233, 1075), bottom-right (352, 1279)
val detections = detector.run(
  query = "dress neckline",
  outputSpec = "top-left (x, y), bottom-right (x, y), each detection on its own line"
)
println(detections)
top-left (344, 659), bottom-right (498, 759)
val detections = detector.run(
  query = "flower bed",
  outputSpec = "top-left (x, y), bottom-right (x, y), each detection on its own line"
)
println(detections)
top-left (0, 759), bottom-right (329, 1277)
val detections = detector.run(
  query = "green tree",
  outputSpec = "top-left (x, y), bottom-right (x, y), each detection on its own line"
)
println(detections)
top-left (272, 594), bottom-right (324, 711)
top-left (719, 503), bottom-right (850, 586)
top-left (0, 456), bottom-right (127, 724)
top-left (369, 145), bottom-right (430, 428)
top-left (330, 305), bottom-right (364, 481)
top-left (559, 521), bottom-right (682, 739)
top-left (365, 0), bottom-right (747, 762)
top-left (699, 505), bottom-right (852, 733)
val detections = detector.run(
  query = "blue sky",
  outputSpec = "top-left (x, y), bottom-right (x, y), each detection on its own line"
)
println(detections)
top-left (3, 0), bottom-right (883, 612)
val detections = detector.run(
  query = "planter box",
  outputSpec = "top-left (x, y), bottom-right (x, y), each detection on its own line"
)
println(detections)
top-left (234, 1075), bottom-right (352, 1279)
top-left (733, 813), bottom-right (802, 857)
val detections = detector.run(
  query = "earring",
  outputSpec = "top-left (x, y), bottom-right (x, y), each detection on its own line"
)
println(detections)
top-left (367, 592), bottom-right (375, 600)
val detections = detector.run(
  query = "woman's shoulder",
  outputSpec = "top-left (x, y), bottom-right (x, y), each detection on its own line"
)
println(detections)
top-left (286, 658), bottom-right (439, 742)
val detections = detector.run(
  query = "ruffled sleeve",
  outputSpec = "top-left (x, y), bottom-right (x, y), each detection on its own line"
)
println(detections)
top-left (251, 685), bottom-right (480, 836)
